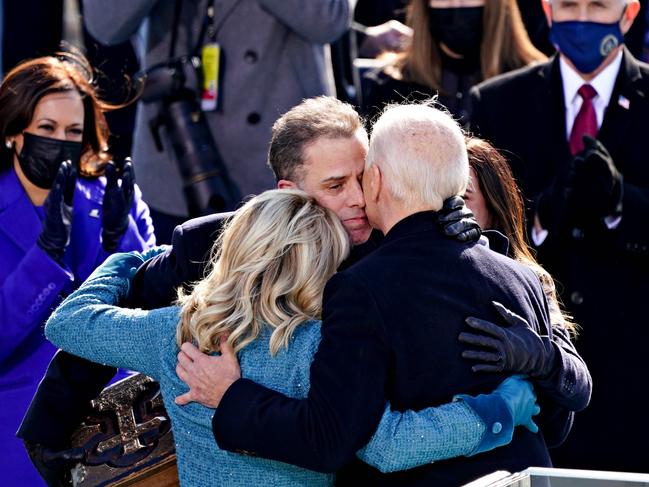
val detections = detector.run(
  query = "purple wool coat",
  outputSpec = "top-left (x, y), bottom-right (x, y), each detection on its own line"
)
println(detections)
top-left (0, 168), bottom-right (155, 485)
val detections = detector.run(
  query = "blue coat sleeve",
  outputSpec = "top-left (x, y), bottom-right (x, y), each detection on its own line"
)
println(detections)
top-left (356, 392), bottom-right (516, 473)
top-left (0, 244), bottom-right (73, 364)
top-left (44, 253), bottom-right (175, 379)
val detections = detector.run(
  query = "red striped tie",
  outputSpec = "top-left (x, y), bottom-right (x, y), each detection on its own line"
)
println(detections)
top-left (569, 84), bottom-right (598, 155)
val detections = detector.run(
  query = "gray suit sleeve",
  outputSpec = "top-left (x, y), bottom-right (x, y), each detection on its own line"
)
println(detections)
top-left (82, 0), bottom-right (159, 45)
top-left (256, 0), bottom-right (352, 43)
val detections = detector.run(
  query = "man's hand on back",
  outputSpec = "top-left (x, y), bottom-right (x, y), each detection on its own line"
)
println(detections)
top-left (175, 337), bottom-right (241, 408)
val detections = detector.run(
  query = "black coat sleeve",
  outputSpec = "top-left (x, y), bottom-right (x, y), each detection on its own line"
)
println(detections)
top-left (211, 271), bottom-right (390, 473)
top-left (17, 213), bottom-right (229, 447)
top-left (127, 213), bottom-right (230, 309)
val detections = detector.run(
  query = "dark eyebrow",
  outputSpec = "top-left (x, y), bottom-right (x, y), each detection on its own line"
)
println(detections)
top-left (320, 175), bottom-right (347, 185)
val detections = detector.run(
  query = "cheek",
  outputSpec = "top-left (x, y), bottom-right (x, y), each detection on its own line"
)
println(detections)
top-left (311, 192), bottom-right (344, 216)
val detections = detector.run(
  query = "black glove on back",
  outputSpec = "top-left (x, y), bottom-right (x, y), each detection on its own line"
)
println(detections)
top-left (570, 135), bottom-right (623, 222)
top-left (102, 158), bottom-right (135, 252)
top-left (437, 196), bottom-right (482, 243)
top-left (459, 301), bottom-right (557, 379)
top-left (37, 161), bottom-right (75, 263)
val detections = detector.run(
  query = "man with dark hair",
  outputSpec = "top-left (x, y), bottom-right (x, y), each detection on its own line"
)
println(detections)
top-left (470, 0), bottom-right (649, 472)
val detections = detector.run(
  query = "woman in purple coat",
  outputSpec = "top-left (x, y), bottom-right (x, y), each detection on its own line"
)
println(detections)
top-left (0, 53), bottom-right (156, 485)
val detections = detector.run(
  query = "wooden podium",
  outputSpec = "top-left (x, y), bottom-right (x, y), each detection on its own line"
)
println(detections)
top-left (69, 374), bottom-right (179, 486)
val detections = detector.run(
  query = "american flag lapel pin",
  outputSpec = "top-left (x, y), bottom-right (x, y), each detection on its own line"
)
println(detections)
top-left (618, 95), bottom-right (630, 110)
top-left (89, 208), bottom-right (100, 218)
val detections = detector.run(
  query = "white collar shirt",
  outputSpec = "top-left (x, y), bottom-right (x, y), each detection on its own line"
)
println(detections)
top-left (560, 50), bottom-right (623, 138)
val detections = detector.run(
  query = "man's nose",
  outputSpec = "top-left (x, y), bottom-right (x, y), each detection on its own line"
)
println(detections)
top-left (348, 179), bottom-right (365, 208)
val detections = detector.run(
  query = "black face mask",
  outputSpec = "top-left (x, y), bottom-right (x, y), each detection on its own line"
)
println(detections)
top-left (429, 7), bottom-right (484, 61)
top-left (16, 132), bottom-right (82, 189)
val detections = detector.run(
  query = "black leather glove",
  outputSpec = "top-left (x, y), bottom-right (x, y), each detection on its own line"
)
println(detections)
top-left (570, 135), bottom-right (623, 221)
top-left (24, 441), bottom-right (85, 487)
top-left (102, 158), bottom-right (135, 252)
top-left (37, 161), bottom-right (75, 263)
top-left (536, 156), bottom-right (577, 233)
top-left (437, 196), bottom-right (482, 243)
top-left (459, 301), bottom-right (557, 379)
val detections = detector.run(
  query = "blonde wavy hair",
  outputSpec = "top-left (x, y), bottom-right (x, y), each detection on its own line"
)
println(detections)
top-left (177, 189), bottom-right (351, 356)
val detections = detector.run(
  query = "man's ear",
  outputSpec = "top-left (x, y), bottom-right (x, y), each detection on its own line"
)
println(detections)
top-left (277, 179), bottom-right (298, 190)
top-left (541, 0), bottom-right (552, 26)
top-left (621, 0), bottom-right (641, 35)
top-left (369, 164), bottom-right (382, 203)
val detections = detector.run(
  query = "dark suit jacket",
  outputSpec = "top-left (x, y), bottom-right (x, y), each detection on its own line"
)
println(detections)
top-left (212, 211), bottom-right (552, 486)
top-left (470, 49), bottom-right (649, 471)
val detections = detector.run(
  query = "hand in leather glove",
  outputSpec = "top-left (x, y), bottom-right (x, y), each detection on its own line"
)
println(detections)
top-left (536, 157), bottom-right (576, 233)
top-left (37, 161), bottom-right (75, 263)
top-left (437, 195), bottom-right (482, 243)
top-left (102, 158), bottom-right (135, 253)
top-left (24, 441), bottom-right (85, 487)
top-left (459, 301), bottom-right (557, 379)
top-left (570, 135), bottom-right (623, 220)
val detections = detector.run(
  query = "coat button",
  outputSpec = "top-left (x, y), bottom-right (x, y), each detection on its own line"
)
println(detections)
top-left (247, 113), bottom-right (261, 125)
top-left (492, 422), bottom-right (503, 434)
top-left (243, 50), bottom-right (258, 64)
top-left (570, 291), bottom-right (584, 305)
top-left (571, 228), bottom-right (584, 240)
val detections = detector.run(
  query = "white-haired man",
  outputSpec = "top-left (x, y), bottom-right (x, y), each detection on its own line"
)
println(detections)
top-left (470, 0), bottom-right (649, 471)
top-left (198, 103), bottom-right (558, 485)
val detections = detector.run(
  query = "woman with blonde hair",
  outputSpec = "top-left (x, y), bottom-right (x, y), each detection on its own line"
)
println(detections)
top-left (46, 189), bottom-right (539, 486)
top-left (363, 0), bottom-right (547, 122)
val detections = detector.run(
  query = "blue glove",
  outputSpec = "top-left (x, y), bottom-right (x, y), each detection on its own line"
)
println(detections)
top-left (86, 252), bottom-right (146, 288)
top-left (86, 247), bottom-right (169, 289)
top-left (493, 375), bottom-right (540, 434)
top-left (132, 245), bottom-right (169, 262)
top-left (37, 161), bottom-right (76, 263)
top-left (102, 158), bottom-right (135, 252)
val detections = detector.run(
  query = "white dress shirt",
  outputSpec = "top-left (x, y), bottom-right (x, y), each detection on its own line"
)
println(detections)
top-left (560, 50), bottom-right (623, 138)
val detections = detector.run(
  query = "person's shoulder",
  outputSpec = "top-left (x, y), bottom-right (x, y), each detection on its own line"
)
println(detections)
top-left (474, 59), bottom-right (552, 97)
top-left (172, 212), bottom-right (233, 247)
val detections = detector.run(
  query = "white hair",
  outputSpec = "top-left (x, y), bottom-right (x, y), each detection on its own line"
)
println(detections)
top-left (366, 102), bottom-right (469, 210)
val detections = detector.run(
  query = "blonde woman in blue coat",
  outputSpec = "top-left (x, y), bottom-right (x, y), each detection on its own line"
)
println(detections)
top-left (0, 53), bottom-right (155, 485)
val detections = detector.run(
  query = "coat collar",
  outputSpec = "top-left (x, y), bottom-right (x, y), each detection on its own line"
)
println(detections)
top-left (382, 210), bottom-right (448, 246)
top-left (0, 169), bottom-right (43, 252)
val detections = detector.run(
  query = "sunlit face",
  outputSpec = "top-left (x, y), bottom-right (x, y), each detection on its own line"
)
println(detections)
top-left (11, 91), bottom-right (85, 158)
top-left (298, 131), bottom-right (372, 246)
top-left (463, 167), bottom-right (493, 229)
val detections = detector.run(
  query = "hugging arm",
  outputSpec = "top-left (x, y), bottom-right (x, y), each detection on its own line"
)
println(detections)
top-left (357, 376), bottom-right (539, 473)
top-left (44, 253), bottom-right (174, 378)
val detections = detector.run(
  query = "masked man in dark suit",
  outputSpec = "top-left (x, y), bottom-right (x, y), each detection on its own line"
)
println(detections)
top-left (470, 0), bottom-right (648, 472)
top-left (173, 103), bottom-right (562, 486)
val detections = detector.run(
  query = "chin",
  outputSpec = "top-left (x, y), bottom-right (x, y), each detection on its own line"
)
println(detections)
top-left (349, 227), bottom-right (372, 246)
